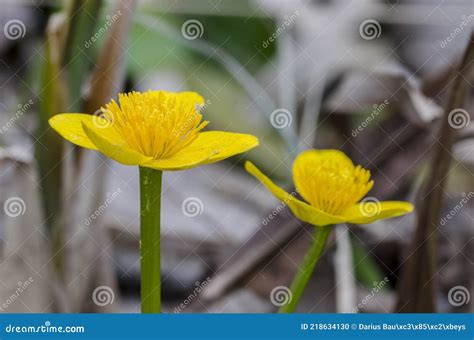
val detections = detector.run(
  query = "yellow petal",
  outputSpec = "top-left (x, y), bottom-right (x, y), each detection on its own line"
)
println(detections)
top-left (142, 145), bottom-right (215, 171)
top-left (144, 131), bottom-right (259, 171)
top-left (81, 121), bottom-right (152, 166)
top-left (292, 149), bottom-right (374, 215)
top-left (49, 113), bottom-right (99, 150)
top-left (177, 91), bottom-right (205, 106)
top-left (293, 150), bottom-right (354, 200)
top-left (341, 201), bottom-right (414, 224)
top-left (245, 161), bottom-right (344, 227)
top-left (201, 131), bottom-right (259, 163)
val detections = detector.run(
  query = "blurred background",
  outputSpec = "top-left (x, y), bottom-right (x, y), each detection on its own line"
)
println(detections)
top-left (0, 0), bottom-right (472, 313)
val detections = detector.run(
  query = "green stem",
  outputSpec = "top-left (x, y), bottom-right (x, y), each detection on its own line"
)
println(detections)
top-left (139, 166), bottom-right (162, 313)
top-left (279, 226), bottom-right (333, 313)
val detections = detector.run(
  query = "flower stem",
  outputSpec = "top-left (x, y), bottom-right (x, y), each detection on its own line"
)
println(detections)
top-left (139, 166), bottom-right (162, 313)
top-left (279, 226), bottom-right (333, 313)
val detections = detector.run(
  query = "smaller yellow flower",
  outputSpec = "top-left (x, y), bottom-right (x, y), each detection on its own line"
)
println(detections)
top-left (246, 149), bottom-right (413, 227)
top-left (49, 90), bottom-right (259, 170)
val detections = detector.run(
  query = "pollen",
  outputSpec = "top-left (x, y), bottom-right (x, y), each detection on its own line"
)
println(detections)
top-left (293, 150), bottom-right (374, 215)
top-left (100, 91), bottom-right (208, 159)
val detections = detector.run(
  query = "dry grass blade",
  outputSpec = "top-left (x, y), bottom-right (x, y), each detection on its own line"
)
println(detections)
top-left (395, 33), bottom-right (474, 312)
top-left (334, 225), bottom-right (356, 313)
top-left (85, 0), bottom-right (137, 114)
top-left (35, 14), bottom-right (68, 232)
top-left (62, 0), bottom-right (103, 112)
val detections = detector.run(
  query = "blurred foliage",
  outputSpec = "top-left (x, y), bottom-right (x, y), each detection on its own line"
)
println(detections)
top-left (186, 14), bottom-right (276, 72)
top-left (126, 17), bottom-right (189, 76)
top-left (62, 0), bottom-right (102, 111)
top-left (36, 35), bottom-right (65, 229)
top-left (352, 237), bottom-right (388, 290)
top-left (123, 14), bottom-right (275, 76)
top-left (35, 0), bottom-right (102, 231)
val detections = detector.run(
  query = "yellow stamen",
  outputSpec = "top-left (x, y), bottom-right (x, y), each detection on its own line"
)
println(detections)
top-left (101, 91), bottom-right (208, 159)
top-left (293, 150), bottom-right (373, 215)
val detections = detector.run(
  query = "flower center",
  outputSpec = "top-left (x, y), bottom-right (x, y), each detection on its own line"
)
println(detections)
top-left (101, 91), bottom-right (208, 159)
top-left (293, 150), bottom-right (373, 215)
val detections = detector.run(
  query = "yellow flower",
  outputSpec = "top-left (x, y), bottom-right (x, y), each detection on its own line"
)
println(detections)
top-left (49, 90), bottom-right (259, 170)
top-left (245, 149), bottom-right (413, 227)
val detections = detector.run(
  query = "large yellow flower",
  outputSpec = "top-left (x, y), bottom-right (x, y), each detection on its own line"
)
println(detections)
top-left (49, 90), bottom-right (259, 170)
top-left (246, 149), bottom-right (413, 227)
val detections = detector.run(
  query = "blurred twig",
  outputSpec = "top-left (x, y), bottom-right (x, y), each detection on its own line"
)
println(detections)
top-left (201, 212), bottom-right (304, 302)
top-left (395, 32), bottom-right (474, 312)
top-left (276, 21), bottom-right (298, 154)
top-left (85, 0), bottom-right (136, 114)
top-left (334, 225), bottom-right (356, 313)
top-left (298, 72), bottom-right (324, 151)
